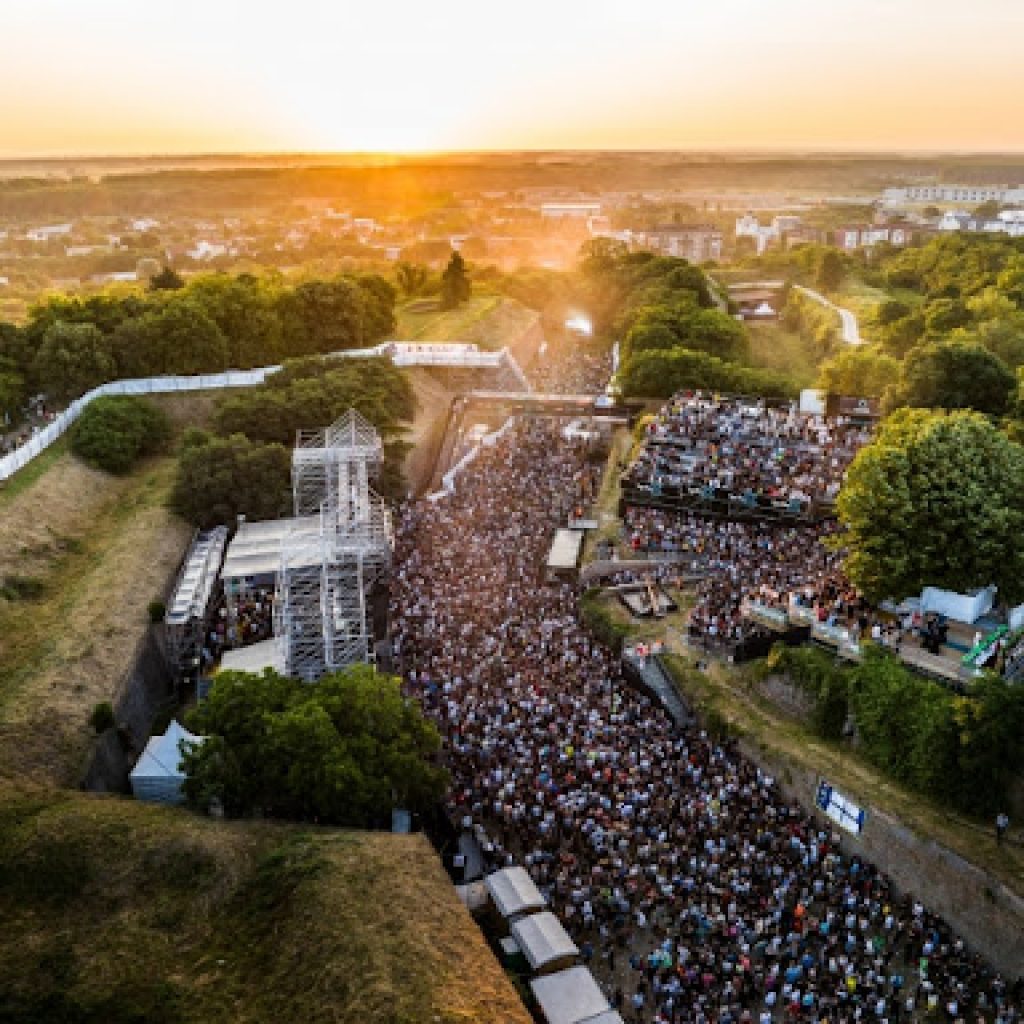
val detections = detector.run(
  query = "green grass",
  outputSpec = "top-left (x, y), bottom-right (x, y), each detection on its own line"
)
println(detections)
top-left (0, 790), bottom-right (533, 1024)
top-left (746, 322), bottom-right (822, 387)
top-left (0, 436), bottom-right (70, 506)
top-left (395, 293), bottom-right (538, 350)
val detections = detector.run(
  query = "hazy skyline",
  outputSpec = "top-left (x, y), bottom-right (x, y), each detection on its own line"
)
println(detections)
top-left (4, 0), bottom-right (1024, 157)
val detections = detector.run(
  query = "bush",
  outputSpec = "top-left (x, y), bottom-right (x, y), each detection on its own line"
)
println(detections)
top-left (618, 347), bottom-right (797, 399)
top-left (772, 644), bottom-right (850, 740)
top-left (89, 702), bottom-right (116, 734)
top-left (579, 589), bottom-right (630, 656)
top-left (0, 574), bottom-right (46, 602)
top-left (71, 396), bottom-right (170, 475)
top-left (147, 600), bottom-right (166, 623)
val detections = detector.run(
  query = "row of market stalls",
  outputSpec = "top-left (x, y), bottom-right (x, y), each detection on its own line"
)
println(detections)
top-left (483, 867), bottom-right (624, 1024)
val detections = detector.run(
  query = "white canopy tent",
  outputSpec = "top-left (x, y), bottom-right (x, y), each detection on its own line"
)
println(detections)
top-left (484, 866), bottom-right (547, 921)
top-left (510, 912), bottom-right (578, 973)
top-left (530, 966), bottom-right (622, 1024)
top-left (130, 720), bottom-right (204, 805)
top-left (218, 638), bottom-right (283, 676)
top-left (920, 585), bottom-right (996, 624)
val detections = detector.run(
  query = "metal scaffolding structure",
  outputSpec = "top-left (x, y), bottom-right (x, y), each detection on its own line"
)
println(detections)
top-left (275, 410), bottom-right (392, 681)
top-left (165, 526), bottom-right (230, 680)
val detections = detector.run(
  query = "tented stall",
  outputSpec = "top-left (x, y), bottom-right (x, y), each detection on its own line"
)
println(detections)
top-left (129, 720), bottom-right (203, 805)
top-left (510, 912), bottom-right (578, 975)
top-left (530, 966), bottom-right (624, 1024)
top-left (920, 585), bottom-right (996, 624)
top-left (484, 866), bottom-right (546, 925)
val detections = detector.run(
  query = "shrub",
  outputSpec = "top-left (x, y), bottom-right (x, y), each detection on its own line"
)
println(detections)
top-left (579, 589), bottom-right (630, 656)
top-left (71, 396), bottom-right (170, 475)
top-left (147, 600), bottom-right (166, 623)
top-left (0, 575), bottom-right (46, 601)
top-left (89, 701), bottom-right (116, 734)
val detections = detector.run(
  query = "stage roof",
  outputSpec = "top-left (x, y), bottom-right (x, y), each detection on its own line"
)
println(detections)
top-left (220, 516), bottom-right (321, 582)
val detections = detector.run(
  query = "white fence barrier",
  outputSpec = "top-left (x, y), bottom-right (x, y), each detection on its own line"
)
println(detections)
top-left (0, 339), bottom-right (533, 485)
top-left (0, 367), bottom-right (278, 483)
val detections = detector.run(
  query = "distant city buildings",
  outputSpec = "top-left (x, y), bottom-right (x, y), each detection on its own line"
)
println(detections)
top-left (634, 225), bottom-right (723, 262)
top-left (884, 183), bottom-right (1024, 205)
top-left (938, 208), bottom-right (1024, 237)
top-left (540, 201), bottom-right (602, 219)
top-left (832, 223), bottom-right (914, 251)
top-left (735, 214), bottom-right (815, 254)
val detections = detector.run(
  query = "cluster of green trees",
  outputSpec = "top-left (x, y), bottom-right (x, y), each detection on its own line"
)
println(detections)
top-left (782, 289), bottom-right (840, 354)
top-left (837, 409), bottom-right (1024, 604)
top-left (0, 270), bottom-right (397, 409)
top-left (578, 238), bottom-right (794, 398)
top-left (812, 235), bottom-right (1024, 415)
top-left (771, 644), bottom-right (1024, 817)
top-left (70, 395), bottom-right (170, 474)
top-left (181, 665), bottom-right (447, 826)
top-left (171, 356), bottom-right (415, 528)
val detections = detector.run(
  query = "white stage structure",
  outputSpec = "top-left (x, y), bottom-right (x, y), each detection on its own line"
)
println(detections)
top-left (274, 410), bottom-right (392, 681)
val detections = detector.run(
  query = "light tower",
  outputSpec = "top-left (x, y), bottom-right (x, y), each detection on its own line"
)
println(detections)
top-left (275, 410), bottom-right (392, 681)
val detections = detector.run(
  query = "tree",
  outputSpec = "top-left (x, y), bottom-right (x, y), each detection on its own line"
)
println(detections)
top-left (111, 298), bottom-right (230, 377)
top-left (817, 347), bottom-right (900, 398)
top-left (184, 273), bottom-right (284, 367)
top-left (395, 262), bottom-right (429, 298)
top-left (276, 278), bottom-right (368, 356)
top-left (172, 432), bottom-right (291, 528)
top-left (815, 249), bottom-right (845, 292)
top-left (148, 265), bottom-right (185, 291)
top-left (885, 338), bottom-right (1015, 416)
top-left (33, 321), bottom-right (116, 401)
top-left (71, 396), bottom-right (170, 474)
top-left (439, 251), bottom-right (471, 310)
top-left (618, 348), bottom-right (795, 400)
top-left (837, 409), bottom-right (1024, 603)
top-left (624, 304), bottom-right (748, 364)
top-left (181, 665), bottom-right (447, 825)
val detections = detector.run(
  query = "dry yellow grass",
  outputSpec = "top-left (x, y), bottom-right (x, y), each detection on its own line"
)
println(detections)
top-left (0, 454), bottom-right (189, 785)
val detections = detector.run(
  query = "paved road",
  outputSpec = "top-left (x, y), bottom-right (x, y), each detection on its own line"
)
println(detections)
top-left (793, 285), bottom-right (862, 345)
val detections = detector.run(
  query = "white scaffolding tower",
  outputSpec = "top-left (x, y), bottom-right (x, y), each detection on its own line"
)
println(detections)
top-left (274, 410), bottom-right (392, 682)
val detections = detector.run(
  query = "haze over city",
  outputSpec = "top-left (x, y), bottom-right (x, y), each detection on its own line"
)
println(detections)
top-left (4, 0), bottom-right (1024, 156)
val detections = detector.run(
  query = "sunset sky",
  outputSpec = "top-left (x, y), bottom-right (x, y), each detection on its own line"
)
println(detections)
top-left (3, 0), bottom-right (1023, 157)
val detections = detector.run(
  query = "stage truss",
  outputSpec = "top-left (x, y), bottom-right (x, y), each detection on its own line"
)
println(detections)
top-left (274, 410), bottom-right (392, 681)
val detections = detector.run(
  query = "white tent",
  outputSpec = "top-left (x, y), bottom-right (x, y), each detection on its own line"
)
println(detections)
top-left (219, 638), bottom-right (283, 676)
top-left (130, 720), bottom-right (204, 805)
top-left (511, 911), bottom-right (578, 973)
top-left (484, 866), bottom-right (547, 921)
top-left (530, 966), bottom-right (621, 1024)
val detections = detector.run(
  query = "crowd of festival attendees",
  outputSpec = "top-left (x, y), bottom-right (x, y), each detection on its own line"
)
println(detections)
top-left (202, 586), bottom-right (275, 668)
top-left (624, 394), bottom-right (873, 512)
top-left (530, 339), bottom-right (613, 395)
top-left (623, 507), bottom-right (853, 649)
top-left (389, 420), bottom-right (1021, 1024)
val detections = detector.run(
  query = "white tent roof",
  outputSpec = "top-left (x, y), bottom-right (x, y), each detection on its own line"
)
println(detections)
top-left (485, 866), bottom-right (546, 919)
top-left (511, 912), bottom-right (578, 970)
top-left (530, 967), bottom-right (612, 1024)
top-left (546, 529), bottom-right (584, 572)
top-left (218, 638), bottom-right (283, 676)
top-left (130, 720), bottom-right (203, 782)
top-left (220, 516), bottom-right (321, 583)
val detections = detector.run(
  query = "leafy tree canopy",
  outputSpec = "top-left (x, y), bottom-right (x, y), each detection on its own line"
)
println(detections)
top-left (884, 338), bottom-right (1015, 416)
top-left (817, 346), bottom-right (899, 399)
top-left (181, 665), bottom-right (447, 826)
top-left (71, 395), bottom-right (170, 474)
top-left (837, 408), bottom-right (1024, 603)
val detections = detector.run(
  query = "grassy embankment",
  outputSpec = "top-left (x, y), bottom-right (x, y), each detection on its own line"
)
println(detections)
top-left (660, 651), bottom-right (1024, 898)
top-left (0, 789), bottom-right (532, 1024)
top-left (396, 293), bottom-right (539, 350)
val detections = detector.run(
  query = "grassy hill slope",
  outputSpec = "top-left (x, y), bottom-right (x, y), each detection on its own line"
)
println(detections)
top-left (0, 788), bottom-right (531, 1024)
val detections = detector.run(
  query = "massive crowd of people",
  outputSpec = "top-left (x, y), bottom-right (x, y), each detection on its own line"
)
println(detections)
top-left (623, 507), bottom-right (855, 649)
top-left (624, 394), bottom-right (873, 514)
top-left (530, 337), bottom-right (613, 395)
top-left (390, 419), bottom-right (1021, 1024)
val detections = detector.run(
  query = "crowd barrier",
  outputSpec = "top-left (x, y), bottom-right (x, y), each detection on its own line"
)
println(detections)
top-left (0, 367), bottom-right (277, 483)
